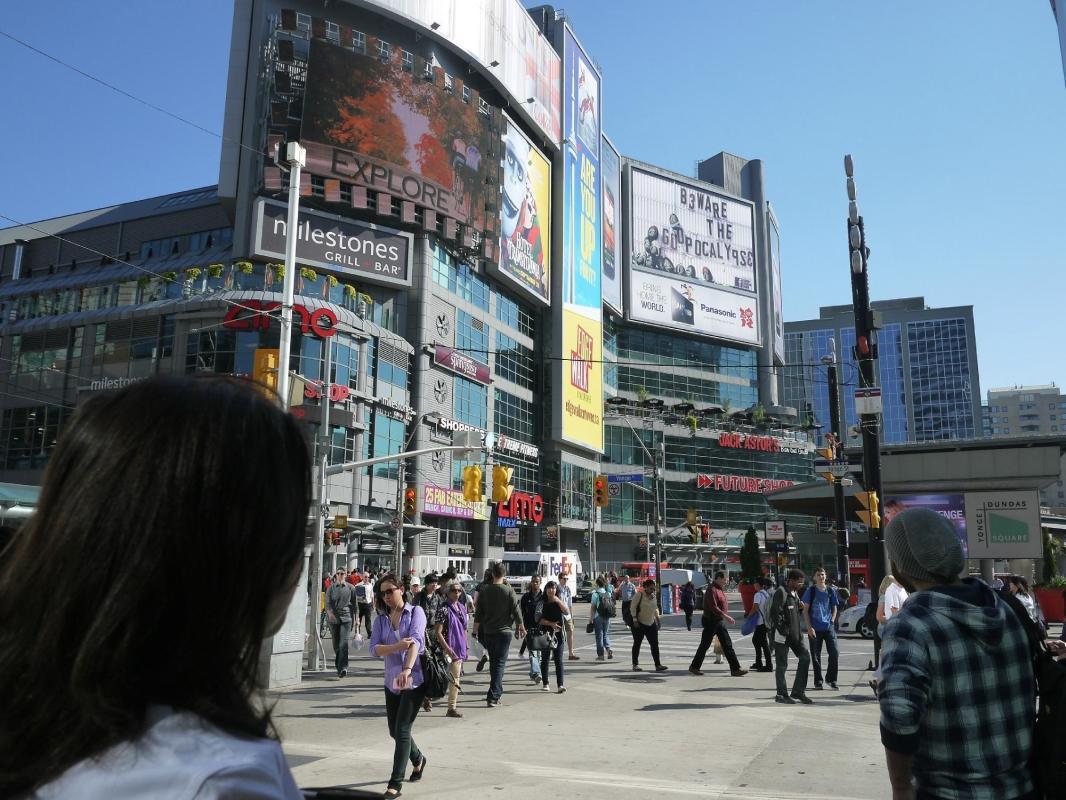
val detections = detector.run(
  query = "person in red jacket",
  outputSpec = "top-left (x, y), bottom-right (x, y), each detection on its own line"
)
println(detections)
top-left (688, 572), bottom-right (748, 677)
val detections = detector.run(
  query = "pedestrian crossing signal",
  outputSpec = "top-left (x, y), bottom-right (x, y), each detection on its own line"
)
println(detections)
top-left (594, 476), bottom-right (609, 507)
top-left (252, 348), bottom-right (280, 392)
top-left (856, 490), bottom-right (881, 529)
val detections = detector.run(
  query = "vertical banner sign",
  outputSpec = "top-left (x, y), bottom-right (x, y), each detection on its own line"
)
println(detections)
top-left (600, 136), bottom-right (623, 314)
top-left (556, 27), bottom-right (603, 452)
top-left (768, 206), bottom-right (785, 365)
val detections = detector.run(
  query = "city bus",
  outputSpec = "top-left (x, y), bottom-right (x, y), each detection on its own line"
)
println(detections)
top-left (500, 550), bottom-right (583, 595)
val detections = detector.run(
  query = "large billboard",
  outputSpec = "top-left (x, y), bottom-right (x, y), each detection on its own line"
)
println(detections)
top-left (301, 39), bottom-right (498, 239)
top-left (493, 115), bottom-right (551, 305)
top-left (768, 205), bottom-right (784, 364)
top-left (556, 27), bottom-right (602, 452)
top-left (885, 494), bottom-right (968, 558)
top-left (629, 168), bottom-right (757, 293)
top-left (357, 0), bottom-right (561, 146)
top-left (600, 136), bottom-right (622, 314)
top-left (628, 272), bottom-right (760, 345)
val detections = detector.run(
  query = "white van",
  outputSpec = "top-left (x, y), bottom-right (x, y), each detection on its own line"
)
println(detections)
top-left (501, 550), bottom-right (584, 595)
top-left (659, 568), bottom-right (708, 589)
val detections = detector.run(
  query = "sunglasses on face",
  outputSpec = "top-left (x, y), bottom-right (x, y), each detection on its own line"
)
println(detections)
top-left (381, 586), bottom-right (402, 595)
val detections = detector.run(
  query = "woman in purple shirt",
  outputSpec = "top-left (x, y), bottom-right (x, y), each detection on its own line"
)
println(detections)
top-left (370, 573), bottom-right (429, 798)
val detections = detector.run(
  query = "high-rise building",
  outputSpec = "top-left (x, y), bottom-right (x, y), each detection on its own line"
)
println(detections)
top-left (782, 297), bottom-right (982, 446)
top-left (1053, 0), bottom-right (1066, 86)
top-left (985, 383), bottom-right (1066, 508)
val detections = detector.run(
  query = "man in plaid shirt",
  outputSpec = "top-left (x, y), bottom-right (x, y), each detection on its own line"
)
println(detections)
top-left (879, 508), bottom-right (1034, 799)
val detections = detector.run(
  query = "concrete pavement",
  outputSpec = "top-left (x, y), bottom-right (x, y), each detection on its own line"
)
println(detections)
top-left (271, 614), bottom-right (890, 799)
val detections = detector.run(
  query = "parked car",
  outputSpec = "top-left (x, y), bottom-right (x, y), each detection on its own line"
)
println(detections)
top-left (837, 602), bottom-right (876, 638)
top-left (574, 579), bottom-right (595, 602)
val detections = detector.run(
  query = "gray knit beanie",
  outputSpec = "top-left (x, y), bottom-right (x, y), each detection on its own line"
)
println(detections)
top-left (884, 507), bottom-right (965, 584)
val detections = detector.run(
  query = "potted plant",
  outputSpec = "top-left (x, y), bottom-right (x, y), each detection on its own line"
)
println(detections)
top-left (738, 526), bottom-right (762, 613)
top-left (300, 267), bottom-right (318, 282)
top-left (686, 414), bottom-right (699, 434)
top-left (184, 267), bottom-right (202, 281)
top-left (751, 404), bottom-right (768, 428)
top-left (136, 275), bottom-right (151, 289)
top-left (161, 270), bottom-right (177, 283)
top-left (636, 386), bottom-right (649, 404)
top-left (207, 263), bottom-right (224, 279)
top-left (343, 283), bottom-right (358, 300)
top-left (1035, 533), bottom-right (1065, 623)
top-left (235, 260), bottom-right (254, 275)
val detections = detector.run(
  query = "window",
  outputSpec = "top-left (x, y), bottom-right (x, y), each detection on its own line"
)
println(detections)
top-left (456, 310), bottom-right (489, 361)
top-left (494, 332), bottom-right (533, 389)
top-left (494, 389), bottom-right (534, 442)
top-left (378, 39), bottom-right (391, 61)
top-left (454, 377), bottom-right (487, 428)
top-left (371, 412), bottom-right (405, 479)
top-left (462, 85), bottom-right (472, 104)
top-left (352, 30), bottom-right (366, 52)
top-left (401, 49), bottom-right (413, 72)
top-left (325, 20), bottom-right (340, 42)
top-left (431, 244), bottom-right (489, 310)
top-left (295, 12), bottom-right (311, 32)
top-left (494, 292), bottom-right (535, 337)
top-left (444, 74), bottom-right (454, 93)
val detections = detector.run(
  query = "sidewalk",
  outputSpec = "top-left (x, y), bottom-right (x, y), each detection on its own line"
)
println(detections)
top-left (273, 620), bottom-right (890, 799)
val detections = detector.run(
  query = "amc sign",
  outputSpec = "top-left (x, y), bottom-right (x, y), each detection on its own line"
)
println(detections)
top-left (223, 300), bottom-right (337, 338)
top-left (497, 491), bottom-right (544, 524)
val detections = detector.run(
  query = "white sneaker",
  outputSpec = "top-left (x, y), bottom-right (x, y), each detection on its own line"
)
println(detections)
top-left (541, 684), bottom-right (549, 691)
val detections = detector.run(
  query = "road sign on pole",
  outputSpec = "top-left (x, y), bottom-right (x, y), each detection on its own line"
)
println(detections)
top-left (607, 483), bottom-right (621, 497)
top-left (608, 473), bottom-right (644, 484)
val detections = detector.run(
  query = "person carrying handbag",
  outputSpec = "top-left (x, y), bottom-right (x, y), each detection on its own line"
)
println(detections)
top-left (433, 582), bottom-right (469, 718)
top-left (631, 579), bottom-right (668, 672)
top-left (535, 581), bottom-right (568, 693)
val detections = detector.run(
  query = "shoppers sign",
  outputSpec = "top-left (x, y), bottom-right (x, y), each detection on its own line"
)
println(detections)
top-left (357, 0), bottom-right (561, 146)
top-left (301, 39), bottom-right (499, 241)
top-left (629, 167), bottom-right (756, 294)
top-left (423, 483), bottom-right (488, 521)
top-left (223, 299), bottom-right (337, 338)
top-left (493, 115), bottom-right (551, 305)
top-left (628, 271), bottom-right (760, 345)
top-left (433, 344), bottom-right (491, 385)
top-left (426, 416), bottom-right (539, 459)
top-left (695, 474), bottom-right (795, 494)
top-left (555, 26), bottom-right (603, 454)
top-left (253, 199), bottom-right (411, 287)
top-left (964, 491), bottom-right (1042, 559)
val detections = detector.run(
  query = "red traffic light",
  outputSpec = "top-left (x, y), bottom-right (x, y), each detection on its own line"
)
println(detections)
top-left (404, 488), bottom-right (416, 501)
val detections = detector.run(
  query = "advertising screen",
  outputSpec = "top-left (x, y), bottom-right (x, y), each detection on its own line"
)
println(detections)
top-left (768, 206), bottom-right (784, 364)
top-left (885, 494), bottom-right (969, 558)
top-left (301, 39), bottom-right (498, 237)
top-left (629, 168), bottom-right (757, 294)
top-left (555, 27), bottom-right (603, 453)
top-left (358, 0), bottom-right (561, 146)
top-left (495, 115), bottom-right (551, 305)
top-left (600, 136), bottom-right (622, 314)
top-left (628, 271), bottom-right (760, 345)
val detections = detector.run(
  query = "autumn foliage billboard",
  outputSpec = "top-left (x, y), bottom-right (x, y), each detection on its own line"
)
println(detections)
top-left (301, 40), bottom-right (498, 237)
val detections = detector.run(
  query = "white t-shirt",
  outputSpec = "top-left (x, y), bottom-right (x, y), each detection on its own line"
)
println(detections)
top-left (34, 706), bottom-right (301, 799)
top-left (883, 582), bottom-right (909, 622)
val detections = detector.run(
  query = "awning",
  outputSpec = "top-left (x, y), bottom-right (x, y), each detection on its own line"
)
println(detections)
top-left (764, 480), bottom-right (870, 521)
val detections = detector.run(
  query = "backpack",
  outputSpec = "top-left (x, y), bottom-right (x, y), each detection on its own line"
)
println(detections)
top-left (1002, 590), bottom-right (1066, 797)
top-left (597, 589), bottom-right (617, 619)
top-left (759, 589), bottom-right (777, 631)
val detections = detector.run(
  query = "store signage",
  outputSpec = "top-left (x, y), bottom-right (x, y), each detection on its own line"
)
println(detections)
top-left (426, 416), bottom-right (539, 459)
top-left (764, 520), bottom-right (787, 543)
top-left (505, 530), bottom-right (521, 544)
top-left (433, 344), bottom-right (491, 385)
top-left (223, 300), bottom-right (337, 338)
top-left (448, 546), bottom-right (474, 556)
top-left (422, 483), bottom-right (487, 521)
top-left (84, 376), bottom-right (147, 393)
top-left (715, 431), bottom-right (807, 455)
top-left (964, 491), bottom-right (1042, 559)
top-left (497, 491), bottom-right (545, 523)
top-left (253, 199), bottom-right (412, 287)
top-left (627, 271), bottom-right (760, 345)
top-left (695, 474), bottom-right (795, 494)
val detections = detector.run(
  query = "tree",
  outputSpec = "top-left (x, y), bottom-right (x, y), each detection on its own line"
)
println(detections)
top-left (739, 526), bottom-right (762, 585)
top-left (1042, 531), bottom-right (1062, 585)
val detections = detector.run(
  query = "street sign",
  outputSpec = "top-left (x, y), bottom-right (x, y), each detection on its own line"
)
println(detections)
top-left (607, 473), bottom-right (644, 484)
top-left (607, 483), bottom-right (621, 497)
top-left (854, 387), bottom-right (883, 415)
top-left (390, 516), bottom-right (401, 530)
top-left (332, 514), bottom-right (348, 529)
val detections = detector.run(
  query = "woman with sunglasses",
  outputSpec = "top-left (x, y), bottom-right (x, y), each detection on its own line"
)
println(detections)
top-left (433, 581), bottom-right (469, 718)
top-left (536, 581), bottom-right (568, 693)
top-left (370, 574), bottom-right (429, 798)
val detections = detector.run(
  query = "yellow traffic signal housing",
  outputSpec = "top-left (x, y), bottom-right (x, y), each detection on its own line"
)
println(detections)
top-left (462, 465), bottom-right (483, 502)
top-left (593, 475), bottom-right (609, 508)
top-left (856, 490), bottom-right (881, 529)
top-left (686, 507), bottom-right (698, 526)
top-left (403, 486), bottom-right (417, 516)
top-left (252, 348), bottom-right (280, 392)
top-left (491, 465), bottom-right (514, 503)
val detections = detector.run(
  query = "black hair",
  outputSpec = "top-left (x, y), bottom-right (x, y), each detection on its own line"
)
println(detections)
top-left (758, 577), bottom-right (773, 588)
top-left (786, 569), bottom-right (806, 583)
top-left (595, 577), bottom-right (606, 588)
top-left (374, 573), bottom-right (401, 613)
top-left (714, 571), bottom-right (726, 580)
top-left (642, 579), bottom-right (656, 589)
top-left (0, 376), bottom-right (311, 796)
top-left (490, 562), bottom-right (507, 580)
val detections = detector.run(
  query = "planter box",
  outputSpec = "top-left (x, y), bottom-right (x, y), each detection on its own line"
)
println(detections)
top-left (739, 583), bottom-right (758, 615)
top-left (1036, 587), bottom-right (1065, 623)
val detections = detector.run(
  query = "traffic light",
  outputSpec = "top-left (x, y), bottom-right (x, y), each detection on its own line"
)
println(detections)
top-left (252, 348), bottom-right (280, 392)
top-left (403, 486), bottom-right (417, 516)
top-left (491, 465), bottom-right (514, 503)
top-left (856, 490), bottom-right (881, 529)
top-left (593, 475), bottom-right (609, 508)
top-left (462, 465), bottom-right (482, 502)
top-left (700, 524), bottom-right (710, 544)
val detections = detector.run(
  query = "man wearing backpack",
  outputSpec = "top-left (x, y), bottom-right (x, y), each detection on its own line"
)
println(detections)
top-left (688, 571), bottom-right (747, 677)
top-left (768, 569), bottom-right (812, 704)
top-left (589, 576), bottom-right (615, 660)
top-left (879, 508), bottom-right (1034, 800)
top-left (802, 567), bottom-right (841, 690)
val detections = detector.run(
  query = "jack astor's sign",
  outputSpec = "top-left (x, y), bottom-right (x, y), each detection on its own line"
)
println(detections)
top-left (433, 344), bottom-right (491, 385)
top-left (696, 474), bottom-right (795, 494)
top-left (253, 199), bottom-right (412, 287)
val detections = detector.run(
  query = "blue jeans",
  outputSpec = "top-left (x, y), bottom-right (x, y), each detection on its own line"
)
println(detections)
top-left (484, 631), bottom-right (512, 702)
top-left (594, 616), bottom-right (612, 657)
top-left (329, 620), bottom-right (350, 674)
top-left (810, 628), bottom-right (839, 685)
top-left (528, 647), bottom-right (542, 679)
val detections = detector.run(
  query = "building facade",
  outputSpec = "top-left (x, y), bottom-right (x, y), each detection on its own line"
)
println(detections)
top-left (985, 384), bottom-right (1066, 509)
top-left (782, 297), bottom-right (983, 446)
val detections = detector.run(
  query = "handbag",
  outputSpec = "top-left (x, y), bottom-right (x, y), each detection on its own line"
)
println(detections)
top-left (420, 644), bottom-right (450, 700)
top-left (527, 629), bottom-right (554, 652)
top-left (585, 621), bottom-right (595, 634)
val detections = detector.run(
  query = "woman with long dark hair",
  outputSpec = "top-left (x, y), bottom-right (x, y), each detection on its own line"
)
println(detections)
top-left (537, 580), bottom-right (567, 693)
top-left (370, 573), bottom-right (429, 798)
top-left (0, 375), bottom-right (312, 798)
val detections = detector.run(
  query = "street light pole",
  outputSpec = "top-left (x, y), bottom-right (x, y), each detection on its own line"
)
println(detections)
top-left (823, 339), bottom-right (850, 588)
top-left (309, 335), bottom-right (332, 672)
top-left (278, 141), bottom-right (305, 410)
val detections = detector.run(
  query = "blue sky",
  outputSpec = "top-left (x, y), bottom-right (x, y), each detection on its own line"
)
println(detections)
top-left (2, 1), bottom-right (1064, 393)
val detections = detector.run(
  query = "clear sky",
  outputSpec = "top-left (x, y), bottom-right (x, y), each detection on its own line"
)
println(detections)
top-left (2, 1), bottom-right (1064, 394)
